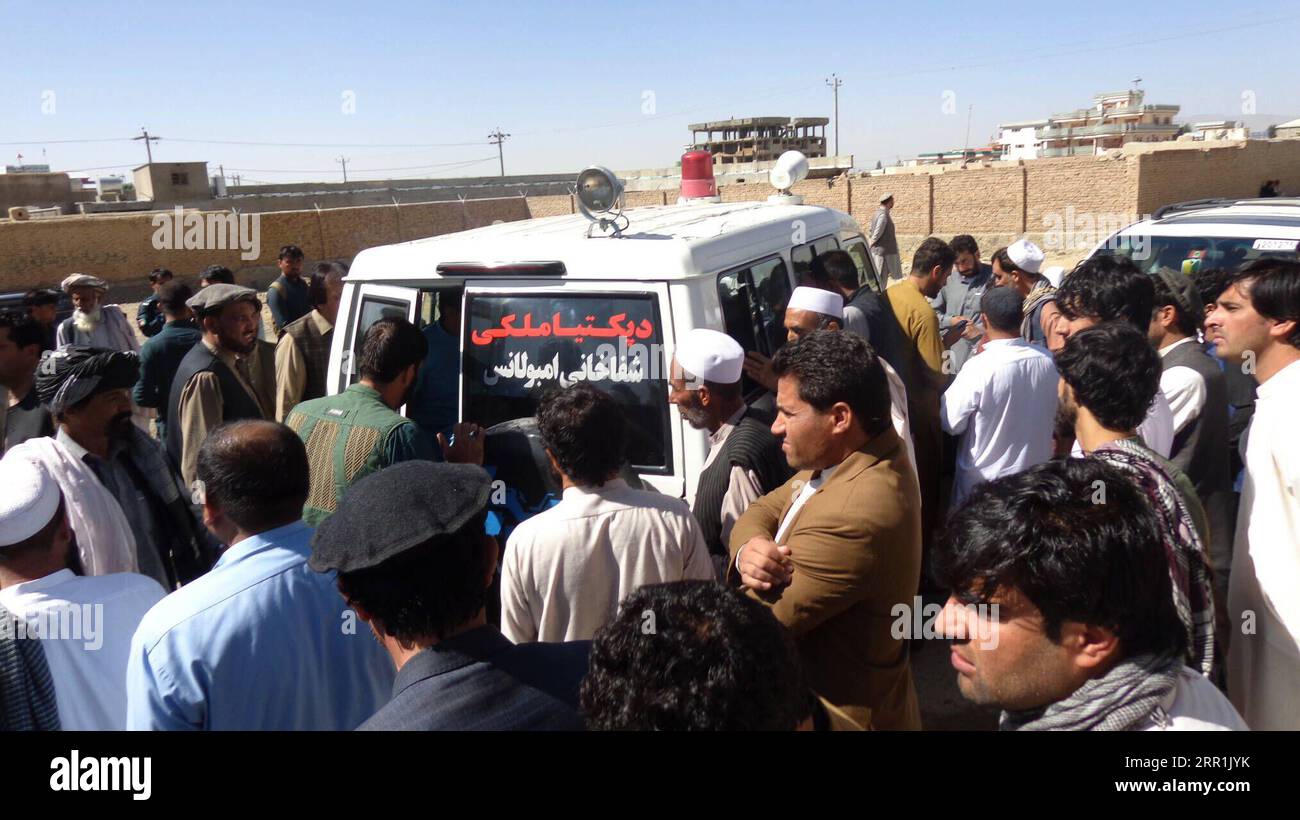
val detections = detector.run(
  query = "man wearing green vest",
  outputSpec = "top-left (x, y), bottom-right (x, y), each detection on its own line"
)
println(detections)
top-left (286, 317), bottom-right (481, 526)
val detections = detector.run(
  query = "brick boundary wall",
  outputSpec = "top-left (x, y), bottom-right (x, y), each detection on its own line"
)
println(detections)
top-left (3, 139), bottom-right (1296, 298)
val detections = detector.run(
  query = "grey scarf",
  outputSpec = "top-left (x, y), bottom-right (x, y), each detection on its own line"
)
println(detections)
top-left (999, 652), bottom-right (1184, 731)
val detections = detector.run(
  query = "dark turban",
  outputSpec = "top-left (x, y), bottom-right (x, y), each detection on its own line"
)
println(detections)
top-left (34, 346), bottom-right (139, 416)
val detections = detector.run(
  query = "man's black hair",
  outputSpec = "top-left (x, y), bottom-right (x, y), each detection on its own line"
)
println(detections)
top-left (278, 244), bottom-right (304, 261)
top-left (22, 288), bottom-right (60, 308)
top-left (935, 457), bottom-right (1186, 659)
top-left (1056, 322), bottom-right (1160, 432)
top-left (199, 265), bottom-right (234, 285)
top-left (1151, 273), bottom-right (1201, 337)
top-left (580, 581), bottom-right (810, 730)
top-left (357, 317), bottom-right (427, 384)
top-left (910, 236), bottom-right (955, 279)
top-left (537, 383), bottom-right (627, 487)
top-left (0, 311), bottom-right (46, 351)
top-left (770, 329), bottom-right (890, 437)
top-left (1228, 258), bottom-right (1300, 348)
top-left (196, 420), bottom-right (310, 533)
top-left (810, 250), bottom-right (860, 291)
top-left (148, 267), bottom-right (173, 284)
top-left (950, 234), bottom-right (980, 257)
top-left (1190, 266), bottom-right (1233, 308)
top-left (1055, 255), bottom-right (1154, 330)
top-left (335, 509), bottom-right (491, 644)
top-left (308, 262), bottom-right (347, 308)
top-left (979, 287), bottom-right (1023, 333)
top-left (156, 281), bottom-right (193, 316)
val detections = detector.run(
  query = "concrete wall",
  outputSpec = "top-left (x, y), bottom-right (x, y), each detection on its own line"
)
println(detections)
top-left (0, 173), bottom-right (75, 213)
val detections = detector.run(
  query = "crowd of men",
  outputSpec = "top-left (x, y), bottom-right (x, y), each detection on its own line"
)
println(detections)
top-left (0, 229), bottom-right (1296, 733)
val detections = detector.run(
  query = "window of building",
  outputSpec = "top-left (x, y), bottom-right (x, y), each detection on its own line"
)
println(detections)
top-left (170, 172), bottom-right (189, 186)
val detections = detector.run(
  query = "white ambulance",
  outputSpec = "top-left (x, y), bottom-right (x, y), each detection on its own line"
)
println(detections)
top-left (327, 152), bottom-right (878, 523)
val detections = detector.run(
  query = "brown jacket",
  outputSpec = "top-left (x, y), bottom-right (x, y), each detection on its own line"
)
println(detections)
top-left (728, 428), bottom-right (922, 730)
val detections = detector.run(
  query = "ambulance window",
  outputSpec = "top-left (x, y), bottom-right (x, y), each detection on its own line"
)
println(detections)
top-left (463, 292), bottom-right (670, 473)
top-left (790, 235), bottom-right (840, 283)
top-left (716, 256), bottom-right (791, 359)
top-left (750, 256), bottom-right (793, 354)
top-left (844, 239), bottom-right (881, 293)
top-left (346, 297), bottom-right (408, 385)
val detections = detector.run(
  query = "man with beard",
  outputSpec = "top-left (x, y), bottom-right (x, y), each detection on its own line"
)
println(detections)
top-left (167, 285), bottom-right (272, 487)
top-left (668, 328), bottom-right (790, 576)
top-left (266, 245), bottom-right (310, 337)
top-left (54, 274), bottom-right (139, 355)
top-left (274, 262), bottom-right (346, 421)
top-left (286, 317), bottom-right (463, 526)
top-left (11, 346), bottom-right (215, 587)
top-left (990, 239), bottom-right (1061, 350)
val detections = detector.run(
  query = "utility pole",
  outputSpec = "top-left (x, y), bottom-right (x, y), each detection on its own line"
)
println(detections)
top-left (133, 127), bottom-right (160, 164)
top-left (963, 104), bottom-right (974, 161)
top-left (336, 156), bottom-right (350, 182)
top-left (488, 128), bottom-right (510, 177)
top-left (825, 74), bottom-right (843, 157)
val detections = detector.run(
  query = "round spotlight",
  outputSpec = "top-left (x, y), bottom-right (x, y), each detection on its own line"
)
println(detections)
top-left (576, 166), bottom-right (623, 215)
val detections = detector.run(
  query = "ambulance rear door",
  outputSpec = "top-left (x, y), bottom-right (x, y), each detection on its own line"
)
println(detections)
top-left (332, 283), bottom-right (418, 396)
top-left (461, 279), bottom-right (683, 499)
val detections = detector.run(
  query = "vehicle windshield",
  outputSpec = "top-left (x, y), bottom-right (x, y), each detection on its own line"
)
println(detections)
top-left (463, 291), bottom-right (670, 472)
top-left (1098, 234), bottom-right (1299, 274)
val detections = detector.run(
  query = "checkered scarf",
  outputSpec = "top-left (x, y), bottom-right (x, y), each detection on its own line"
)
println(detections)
top-left (1000, 652), bottom-right (1184, 731)
top-left (1092, 440), bottom-right (1217, 676)
top-left (1020, 278), bottom-right (1056, 340)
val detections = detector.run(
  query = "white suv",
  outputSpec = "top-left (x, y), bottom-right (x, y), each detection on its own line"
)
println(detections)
top-left (1089, 198), bottom-right (1300, 273)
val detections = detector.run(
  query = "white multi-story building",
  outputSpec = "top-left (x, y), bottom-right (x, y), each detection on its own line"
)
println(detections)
top-left (996, 88), bottom-right (1181, 160)
top-left (995, 119), bottom-right (1049, 160)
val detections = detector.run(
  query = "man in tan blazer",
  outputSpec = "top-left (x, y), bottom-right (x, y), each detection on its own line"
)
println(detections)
top-left (729, 330), bottom-right (922, 730)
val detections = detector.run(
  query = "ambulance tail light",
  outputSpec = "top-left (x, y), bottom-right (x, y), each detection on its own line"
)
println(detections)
top-left (679, 150), bottom-right (720, 202)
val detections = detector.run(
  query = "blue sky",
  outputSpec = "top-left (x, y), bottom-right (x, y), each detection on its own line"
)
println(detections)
top-left (3, 0), bottom-right (1298, 182)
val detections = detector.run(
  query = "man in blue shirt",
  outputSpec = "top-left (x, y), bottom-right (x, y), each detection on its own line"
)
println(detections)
top-left (409, 287), bottom-right (463, 447)
top-left (126, 419), bottom-right (393, 730)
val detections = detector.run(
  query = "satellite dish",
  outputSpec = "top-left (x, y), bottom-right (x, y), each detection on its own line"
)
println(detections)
top-left (769, 151), bottom-right (809, 193)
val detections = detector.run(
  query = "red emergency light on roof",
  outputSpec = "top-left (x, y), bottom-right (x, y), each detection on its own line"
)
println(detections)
top-left (679, 150), bottom-right (717, 200)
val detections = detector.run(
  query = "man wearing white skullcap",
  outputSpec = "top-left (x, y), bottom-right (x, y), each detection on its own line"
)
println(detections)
top-left (669, 328), bottom-right (791, 572)
top-left (55, 273), bottom-right (139, 355)
top-left (741, 287), bottom-right (919, 488)
top-left (991, 240), bottom-right (1062, 348)
top-left (0, 454), bottom-right (165, 730)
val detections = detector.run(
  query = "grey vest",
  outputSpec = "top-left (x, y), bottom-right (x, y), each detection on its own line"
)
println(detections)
top-left (1162, 341), bottom-right (1231, 494)
top-left (165, 343), bottom-right (267, 465)
top-left (691, 407), bottom-right (791, 557)
top-left (283, 311), bottom-right (333, 405)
